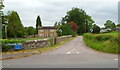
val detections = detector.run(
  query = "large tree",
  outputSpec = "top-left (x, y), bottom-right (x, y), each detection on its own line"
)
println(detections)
top-left (2, 11), bottom-right (12, 39)
top-left (36, 15), bottom-right (42, 34)
top-left (116, 24), bottom-right (120, 27)
top-left (54, 22), bottom-right (58, 26)
top-left (7, 11), bottom-right (24, 38)
top-left (62, 7), bottom-right (94, 34)
top-left (104, 20), bottom-right (116, 29)
top-left (25, 26), bottom-right (36, 36)
top-left (0, 0), bottom-right (4, 10)
top-left (0, 0), bottom-right (4, 39)
top-left (92, 24), bottom-right (100, 33)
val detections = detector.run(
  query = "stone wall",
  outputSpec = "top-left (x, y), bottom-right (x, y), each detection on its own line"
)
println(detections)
top-left (55, 35), bottom-right (72, 44)
top-left (22, 38), bottom-right (50, 49)
top-left (22, 35), bottom-right (72, 50)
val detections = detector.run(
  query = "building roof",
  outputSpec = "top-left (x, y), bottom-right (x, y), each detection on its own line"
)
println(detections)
top-left (38, 26), bottom-right (58, 29)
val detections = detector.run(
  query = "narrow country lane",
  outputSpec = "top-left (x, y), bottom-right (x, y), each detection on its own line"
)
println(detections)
top-left (2, 36), bottom-right (118, 68)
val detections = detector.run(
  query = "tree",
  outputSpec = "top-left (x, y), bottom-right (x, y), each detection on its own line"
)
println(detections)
top-left (63, 7), bottom-right (94, 34)
top-left (2, 11), bottom-right (12, 39)
top-left (104, 20), bottom-right (116, 29)
top-left (7, 11), bottom-right (24, 38)
top-left (26, 26), bottom-right (36, 35)
top-left (0, 0), bottom-right (4, 10)
top-left (54, 22), bottom-right (58, 26)
top-left (60, 24), bottom-right (76, 36)
top-left (36, 15), bottom-right (42, 34)
top-left (69, 21), bottom-right (79, 32)
top-left (0, 0), bottom-right (4, 39)
top-left (92, 24), bottom-right (100, 33)
top-left (116, 24), bottom-right (120, 27)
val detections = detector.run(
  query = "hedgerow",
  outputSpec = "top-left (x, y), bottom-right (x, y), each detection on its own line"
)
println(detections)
top-left (83, 33), bottom-right (119, 53)
top-left (0, 39), bottom-right (25, 52)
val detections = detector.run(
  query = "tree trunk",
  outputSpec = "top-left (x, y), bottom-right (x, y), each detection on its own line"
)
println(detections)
top-left (14, 34), bottom-right (17, 38)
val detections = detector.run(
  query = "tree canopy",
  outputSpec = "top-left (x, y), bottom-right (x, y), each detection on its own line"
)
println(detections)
top-left (25, 26), bottom-right (36, 36)
top-left (104, 20), bottom-right (116, 29)
top-left (69, 21), bottom-right (79, 32)
top-left (36, 15), bottom-right (42, 34)
top-left (57, 7), bottom-right (95, 35)
top-left (7, 11), bottom-right (24, 38)
top-left (92, 24), bottom-right (100, 33)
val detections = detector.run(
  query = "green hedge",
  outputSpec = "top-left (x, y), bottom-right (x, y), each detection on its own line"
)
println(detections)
top-left (83, 33), bottom-right (119, 53)
top-left (1, 37), bottom-right (45, 52)
top-left (0, 39), bottom-right (25, 52)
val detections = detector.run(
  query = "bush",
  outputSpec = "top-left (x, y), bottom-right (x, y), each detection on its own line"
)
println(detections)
top-left (83, 33), bottom-right (119, 53)
top-left (49, 38), bottom-right (55, 46)
top-left (1, 39), bottom-right (25, 52)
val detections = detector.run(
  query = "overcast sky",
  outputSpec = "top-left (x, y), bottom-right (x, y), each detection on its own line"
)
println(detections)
top-left (3, 0), bottom-right (119, 28)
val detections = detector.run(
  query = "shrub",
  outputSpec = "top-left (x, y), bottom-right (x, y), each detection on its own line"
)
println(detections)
top-left (49, 38), bottom-right (55, 46)
top-left (1, 39), bottom-right (25, 52)
top-left (83, 33), bottom-right (119, 53)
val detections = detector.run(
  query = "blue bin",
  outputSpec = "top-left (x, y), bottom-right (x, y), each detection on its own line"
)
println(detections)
top-left (14, 45), bottom-right (22, 50)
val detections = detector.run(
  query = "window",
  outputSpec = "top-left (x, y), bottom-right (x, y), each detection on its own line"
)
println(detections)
top-left (40, 30), bottom-right (44, 32)
top-left (50, 33), bottom-right (54, 36)
top-left (40, 34), bottom-right (44, 36)
top-left (50, 30), bottom-right (54, 32)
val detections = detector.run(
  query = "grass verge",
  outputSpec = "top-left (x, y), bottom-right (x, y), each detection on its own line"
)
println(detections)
top-left (83, 32), bottom-right (119, 54)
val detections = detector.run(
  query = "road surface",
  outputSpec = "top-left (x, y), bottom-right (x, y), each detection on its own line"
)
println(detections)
top-left (2, 36), bottom-right (118, 68)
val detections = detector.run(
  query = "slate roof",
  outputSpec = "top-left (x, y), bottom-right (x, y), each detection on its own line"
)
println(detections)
top-left (38, 26), bottom-right (58, 29)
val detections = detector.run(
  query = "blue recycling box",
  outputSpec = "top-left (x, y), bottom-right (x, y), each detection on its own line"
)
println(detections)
top-left (14, 45), bottom-right (22, 50)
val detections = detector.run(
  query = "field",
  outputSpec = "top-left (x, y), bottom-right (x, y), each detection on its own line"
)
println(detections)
top-left (83, 32), bottom-right (119, 53)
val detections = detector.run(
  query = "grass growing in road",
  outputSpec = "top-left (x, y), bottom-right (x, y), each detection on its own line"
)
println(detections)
top-left (83, 32), bottom-right (119, 54)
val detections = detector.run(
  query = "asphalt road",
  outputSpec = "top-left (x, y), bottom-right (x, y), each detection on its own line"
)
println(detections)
top-left (2, 36), bottom-right (118, 68)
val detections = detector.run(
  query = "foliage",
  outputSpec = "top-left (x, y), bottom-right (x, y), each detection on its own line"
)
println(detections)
top-left (50, 38), bottom-right (55, 46)
top-left (104, 20), bottom-right (116, 29)
top-left (7, 11), bottom-right (24, 38)
top-left (83, 33), bottom-right (119, 53)
top-left (1, 37), bottom-right (45, 52)
top-left (1, 39), bottom-right (25, 52)
top-left (0, 0), bottom-right (4, 10)
top-left (2, 11), bottom-right (12, 39)
top-left (60, 24), bottom-right (76, 36)
top-left (54, 22), bottom-right (58, 26)
top-left (62, 7), bottom-right (94, 34)
top-left (116, 24), bottom-right (120, 27)
top-left (69, 21), bottom-right (79, 32)
top-left (92, 24), bottom-right (100, 33)
top-left (36, 15), bottom-right (42, 34)
top-left (24, 26), bottom-right (36, 36)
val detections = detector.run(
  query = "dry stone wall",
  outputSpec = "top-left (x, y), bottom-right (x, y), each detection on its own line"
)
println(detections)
top-left (55, 35), bottom-right (72, 44)
top-left (21, 35), bottom-right (72, 50)
top-left (22, 38), bottom-right (50, 49)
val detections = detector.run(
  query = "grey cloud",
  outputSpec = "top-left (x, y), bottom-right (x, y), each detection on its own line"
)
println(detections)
top-left (3, 1), bottom-right (118, 28)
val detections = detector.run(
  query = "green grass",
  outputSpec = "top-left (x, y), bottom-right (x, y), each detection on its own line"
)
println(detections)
top-left (83, 32), bottom-right (119, 54)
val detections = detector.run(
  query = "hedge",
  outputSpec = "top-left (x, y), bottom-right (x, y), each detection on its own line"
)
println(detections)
top-left (83, 33), bottom-right (119, 53)
top-left (0, 39), bottom-right (25, 52)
